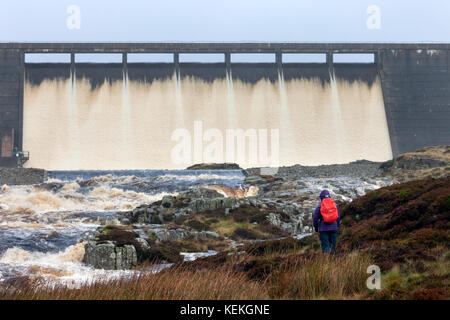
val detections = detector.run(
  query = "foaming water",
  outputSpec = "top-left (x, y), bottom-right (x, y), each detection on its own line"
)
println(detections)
top-left (0, 183), bottom-right (166, 214)
top-left (0, 242), bottom-right (86, 265)
top-left (0, 169), bottom-right (243, 215)
top-left (0, 170), bottom-right (245, 285)
top-left (202, 184), bottom-right (259, 198)
top-left (0, 242), bottom-right (143, 288)
top-left (24, 76), bottom-right (392, 170)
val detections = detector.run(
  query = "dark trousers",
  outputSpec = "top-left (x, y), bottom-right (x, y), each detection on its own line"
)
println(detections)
top-left (319, 230), bottom-right (337, 254)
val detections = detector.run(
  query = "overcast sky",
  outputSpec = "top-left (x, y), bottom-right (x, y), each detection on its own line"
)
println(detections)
top-left (1, 0), bottom-right (449, 42)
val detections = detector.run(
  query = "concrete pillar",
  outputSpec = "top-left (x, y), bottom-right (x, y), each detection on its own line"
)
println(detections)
top-left (0, 49), bottom-right (23, 154)
top-left (276, 51), bottom-right (283, 80)
top-left (70, 52), bottom-right (75, 86)
top-left (326, 52), bottom-right (333, 69)
top-left (326, 51), bottom-right (334, 79)
top-left (122, 52), bottom-right (127, 83)
top-left (174, 52), bottom-right (180, 81)
top-left (225, 52), bottom-right (231, 79)
top-left (17, 50), bottom-right (24, 151)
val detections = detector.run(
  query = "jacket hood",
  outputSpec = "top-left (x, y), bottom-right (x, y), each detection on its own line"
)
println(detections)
top-left (320, 189), bottom-right (331, 200)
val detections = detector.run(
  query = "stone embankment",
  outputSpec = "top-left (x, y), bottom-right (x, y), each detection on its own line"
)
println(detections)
top-left (0, 168), bottom-right (45, 185)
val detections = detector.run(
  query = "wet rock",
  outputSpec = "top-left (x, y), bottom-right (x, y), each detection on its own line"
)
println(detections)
top-left (120, 205), bottom-right (161, 225)
top-left (152, 228), bottom-right (191, 241)
top-left (83, 241), bottom-right (137, 270)
top-left (115, 245), bottom-right (138, 270)
top-left (192, 230), bottom-right (220, 239)
top-left (142, 225), bottom-right (219, 242)
top-left (36, 182), bottom-right (64, 192)
top-left (188, 197), bottom-right (238, 212)
top-left (266, 212), bottom-right (303, 235)
top-left (161, 195), bottom-right (175, 208)
top-left (186, 163), bottom-right (242, 170)
top-left (135, 237), bottom-right (151, 251)
top-left (182, 187), bottom-right (224, 199)
top-left (119, 187), bottom-right (234, 225)
top-left (244, 175), bottom-right (268, 185)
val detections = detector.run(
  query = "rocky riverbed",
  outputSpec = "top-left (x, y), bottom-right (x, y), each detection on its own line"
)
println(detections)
top-left (82, 146), bottom-right (450, 270)
top-left (82, 172), bottom-right (393, 269)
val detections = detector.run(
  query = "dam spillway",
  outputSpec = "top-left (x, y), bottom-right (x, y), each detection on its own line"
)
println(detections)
top-left (0, 43), bottom-right (449, 170)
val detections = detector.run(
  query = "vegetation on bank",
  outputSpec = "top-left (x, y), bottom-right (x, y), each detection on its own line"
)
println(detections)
top-left (339, 176), bottom-right (450, 270)
top-left (0, 250), bottom-right (371, 300)
top-left (171, 203), bottom-right (290, 241)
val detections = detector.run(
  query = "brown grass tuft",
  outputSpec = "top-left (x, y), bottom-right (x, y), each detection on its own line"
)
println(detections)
top-left (0, 265), bottom-right (268, 300)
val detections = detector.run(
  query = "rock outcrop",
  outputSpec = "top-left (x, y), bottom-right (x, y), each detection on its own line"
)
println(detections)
top-left (379, 145), bottom-right (450, 181)
top-left (83, 241), bottom-right (137, 270)
top-left (186, 163), bottom-right (242, 170)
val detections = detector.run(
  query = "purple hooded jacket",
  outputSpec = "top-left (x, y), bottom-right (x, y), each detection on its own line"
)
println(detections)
top-left (313, 190), bottom-right (340, 232)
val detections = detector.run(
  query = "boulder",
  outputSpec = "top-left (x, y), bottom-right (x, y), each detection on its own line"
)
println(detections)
top-left (161, 195), bottom-right (176, 208)
top-left (83, 241), bottom-right (137, 270)
top-left (182, 187), bottom-right (224, 199)
top-left (266, 213), bottom-right (301, 235)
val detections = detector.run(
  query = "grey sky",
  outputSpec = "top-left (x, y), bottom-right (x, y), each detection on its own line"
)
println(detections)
top-left (2, 0), bottom-right (449, 42)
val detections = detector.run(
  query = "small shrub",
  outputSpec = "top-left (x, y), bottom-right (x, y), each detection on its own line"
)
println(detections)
top-left (185, 219), bottom-right (208, 231)
top-left (232, 227), bottom-right (261, 240)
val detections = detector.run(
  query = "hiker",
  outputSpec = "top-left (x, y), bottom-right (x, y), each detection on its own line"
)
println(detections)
top-left (313, 189), bottom-right (340, 254)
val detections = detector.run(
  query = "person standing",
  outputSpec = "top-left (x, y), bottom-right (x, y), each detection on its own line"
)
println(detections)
top-left (313, 189), bottom-right (340, 254)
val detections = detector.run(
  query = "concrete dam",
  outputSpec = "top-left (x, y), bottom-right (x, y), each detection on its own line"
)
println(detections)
top-left (0, 43), bottom-right (449, 170)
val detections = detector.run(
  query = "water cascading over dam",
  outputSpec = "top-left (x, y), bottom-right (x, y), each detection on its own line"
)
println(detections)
top-left (1, 43), bottom-right (449, 170)
top-left (23, 67), bottom-right (391, 170)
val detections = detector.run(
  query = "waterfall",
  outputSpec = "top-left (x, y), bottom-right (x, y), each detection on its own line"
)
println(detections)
top-left (23, 70), bottom-right (392, 170)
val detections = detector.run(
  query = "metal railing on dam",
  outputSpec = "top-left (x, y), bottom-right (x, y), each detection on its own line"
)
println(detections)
top-left (0, 43), bottom-right (449, 168)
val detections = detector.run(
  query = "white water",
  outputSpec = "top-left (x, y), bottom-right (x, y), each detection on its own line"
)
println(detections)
top-left (23, 75), bottom-right (392, 170)
top-left (0, 170), bottom-right (246, 286)
top-left (0, 243), bottom-right (140, 288)
top-left (0, 183), bottom-right (167, 215)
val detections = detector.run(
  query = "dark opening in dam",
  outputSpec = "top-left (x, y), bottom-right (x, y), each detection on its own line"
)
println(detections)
top-left (0, 43), bottom-right (449, 169)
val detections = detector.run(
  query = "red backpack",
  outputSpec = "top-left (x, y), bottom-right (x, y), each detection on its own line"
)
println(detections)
top-left (320, 198), bottom-right (338, 223)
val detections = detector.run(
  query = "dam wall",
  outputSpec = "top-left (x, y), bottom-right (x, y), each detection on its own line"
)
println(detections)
top-left (0, 48), bottom-right (23, 167)
top-left (0, 43), bottom-right (449, 169)
top-left (379, 48), bottom-right (450, 155)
